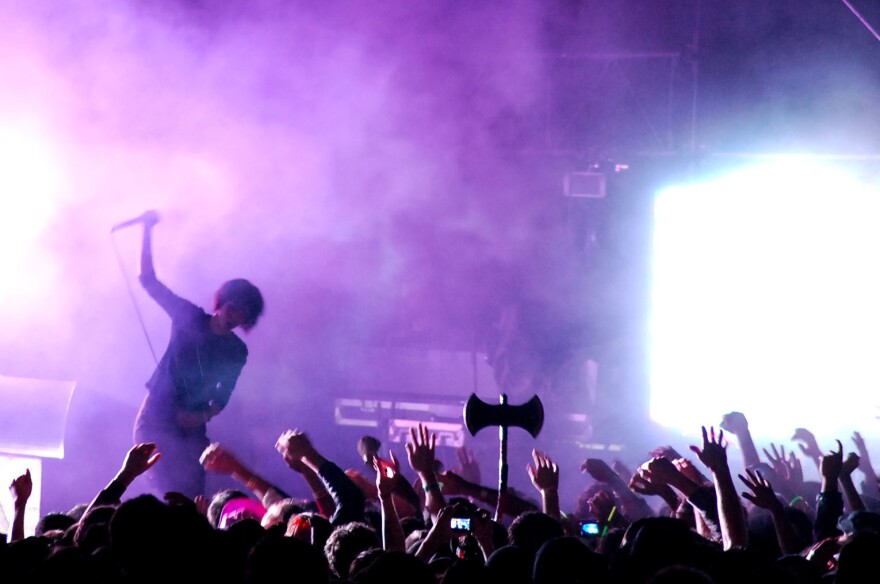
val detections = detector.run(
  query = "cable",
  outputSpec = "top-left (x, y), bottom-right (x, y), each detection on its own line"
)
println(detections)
top-left (110, 234), bottom-right (159, 366)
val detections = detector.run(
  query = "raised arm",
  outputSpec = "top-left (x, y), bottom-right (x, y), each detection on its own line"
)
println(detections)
top-left (814, 440), bottom-right (844, 542)
top-left (405, 423), bottom-right (445, 522)
top-left (720, 411), bottom-right (762, 470)
top-left (138, 210), bottom-right (161, 279)
top-left (792, 428), bottom-right (824, 472)
top-left (582, 458), bottom-right (654, 521)
top-left (839, 451), bottom-right (866, 513)
top-left (200, 442), bottom-right (291, 508)
top-left (276, 429), bottom-right (364, 525)
top-left (9, 469), bottom-right (32, 542)
top-left (438, 469), bottom-right (539, 517)
top-left (851, 431), bottom-right (880, 501)
top-left (739, 468), bottom-right (800, 555)
top-left (86, 443), bottom-right (161, 514)
top-left (690, 426), bottom-right (748, 550)
top-left (374, 458), bottom-right (405, 552)
top-left (527, 449), bottom-right (560, 520)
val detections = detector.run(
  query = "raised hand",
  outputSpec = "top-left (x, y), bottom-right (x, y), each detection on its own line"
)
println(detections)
top-left (793, 427), bottom-right (824, 463)
top-left (639, 456), bottom-right (685, 487)
top-left (194, 494), bottom-right (210, 516)
top-left (405, 423), bottom-right (437, 475)
top-left (200, 443), bottom-right (240, 474)
top-left (630, 470), bottom-right (672, 497)
top-left (649, 445), bottom-right (685, 461)
top-left (118, 442), bottom-right (162, 484)
top-left (581, 458), bottom-right (623, 485)
top-left (374, 457), bottom-right (397, 499)
top-left (818, 439), bottom-right (844, 494)
top-left (672, 457), bottom-right (711, 487)
top-left (784, 451), bottom-right (804, 490)
top-left (454, 446), bottom-right (481, 485)
top-left (852, 431), bottom-right (869, 458)
top-left (275, 429), bottom-right (314, 468)
top-left (720, 411), bottom-right (749, 435)
top-left (587, 489), bottom-right (618, 523)
top-left (690, 426), bottom-right (729, 474)
top-left (9, 469), bottom-right (32, 505)
top-left (739, 469), bottom-right (781, 510)
top-left (762, 443), bottom-right (790, 480)
top-left (527, 449), bottom-right (559, 492)
top-left (841, 452), bottom-right (860, 478)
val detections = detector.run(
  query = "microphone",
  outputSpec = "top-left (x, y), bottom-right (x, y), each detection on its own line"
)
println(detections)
top-left (110, 210), bottom-right (159, 233)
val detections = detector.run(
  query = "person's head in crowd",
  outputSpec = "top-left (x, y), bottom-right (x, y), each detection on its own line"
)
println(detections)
top-left (207, 488), bottom-right (251, 528)
top-left (646, 565), bottom-right (716, 584)
top-left (73, 504), bottom-right (116, 554)
top-left (260, 497), bottom-right (304, 529)
top-left (348, 547), bottom-right (386, 581)
top-left (218, 497), bottom-right (266, 529)
top-left (245, 532), bottom-right (330, 584)
top-left (323, 521), bottom-right (381, 581)
top-left (351, 550), bottom-right (434, 584)
top-left (838, 511), bottom-right (880, 538)
top-left (66, 503), bottom-right (89, 522)
top-left (507, 511), bottom-right (565, 563)
top-left (35, 511), bottom-right (76, 537)
top-left (440, 558), bottom-right (490, 584)
top-left (401, 515), bottom-right (427, 538)
top-left (287, 511), bottom-right (333, 550)
top-left (532, 535), bottom-right (607, 584)
top-left (618, 517), bottom-right (719, 583)
top-left (835, 530), bottom-right (880, 584)
top-left (486, 545), bottom-right (532, 584)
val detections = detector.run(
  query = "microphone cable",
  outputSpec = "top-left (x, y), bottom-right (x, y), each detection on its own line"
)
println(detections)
top-left (110, 232), bottom-right (159, 366)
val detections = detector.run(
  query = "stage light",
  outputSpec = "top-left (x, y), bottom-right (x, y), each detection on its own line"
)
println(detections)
top-left (650, 158), bottom-right (880, 446)
top-left (0, 123), bottom-right (64, 307)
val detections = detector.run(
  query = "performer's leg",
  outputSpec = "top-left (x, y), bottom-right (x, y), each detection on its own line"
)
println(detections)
top-left (133, 427), bottom-right (208, 500)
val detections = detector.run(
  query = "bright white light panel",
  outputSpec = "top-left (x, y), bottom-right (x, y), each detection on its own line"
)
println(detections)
top-left (651, 160), bottom-right (880, 445)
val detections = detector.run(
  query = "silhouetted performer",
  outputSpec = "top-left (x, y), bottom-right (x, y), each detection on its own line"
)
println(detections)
top-left (133, 210), bottom-right (264, 498)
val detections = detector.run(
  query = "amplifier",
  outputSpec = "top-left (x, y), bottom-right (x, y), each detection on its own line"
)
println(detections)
top-left (334, 395), bottom-right (466, 448)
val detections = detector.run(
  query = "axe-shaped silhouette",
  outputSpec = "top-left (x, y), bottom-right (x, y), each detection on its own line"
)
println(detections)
top-left (463, 393), bottom-right (544, 521)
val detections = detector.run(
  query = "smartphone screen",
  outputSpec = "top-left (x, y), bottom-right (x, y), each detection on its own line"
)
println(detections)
top-left (450, 517), bottom-right (471, 531)
top-left (581, 521), bottom-right (600, 536)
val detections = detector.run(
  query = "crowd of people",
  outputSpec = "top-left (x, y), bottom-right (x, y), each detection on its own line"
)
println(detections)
top-left (4, 410), bottom-right (880, 582)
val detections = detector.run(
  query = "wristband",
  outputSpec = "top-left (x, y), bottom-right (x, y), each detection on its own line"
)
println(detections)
top-left (423, 482), bottom-right (441, 494)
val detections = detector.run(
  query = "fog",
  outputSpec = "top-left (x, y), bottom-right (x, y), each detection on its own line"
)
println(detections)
top-left (2, 0), bottom-right (880, 516)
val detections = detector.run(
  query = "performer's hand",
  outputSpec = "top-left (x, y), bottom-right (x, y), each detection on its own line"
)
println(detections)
top-left (142, 209), bottom-right (160, 228)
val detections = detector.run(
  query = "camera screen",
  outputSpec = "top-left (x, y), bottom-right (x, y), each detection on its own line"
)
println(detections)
top-left (581, 522), bottom-right (600, 536)
top-left (450, 517), bottom-right (471, 531)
